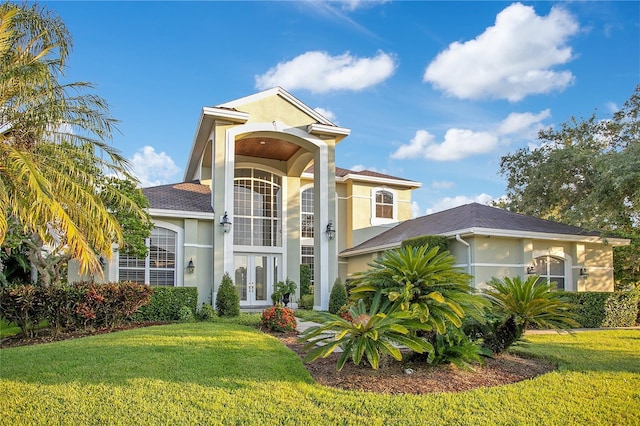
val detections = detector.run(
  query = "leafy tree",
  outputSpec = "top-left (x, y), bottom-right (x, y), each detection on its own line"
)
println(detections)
top-left (498, 86), bottom-right (640, 288)
top-left (0, 2), bottom-right (145, 278)
top-left (350, 245), bottom-right (488, 334)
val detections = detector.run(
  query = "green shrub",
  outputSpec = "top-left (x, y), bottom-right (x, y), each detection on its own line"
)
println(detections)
top-left (603, 291), bottom-right (640, 327)
top-left (261, 306), bottom-right (297, 332)
top-left (328, 278), bottom-right (347, 314)
top-left (0, 284), bottom-right (45, 338)
top-left (216, 273), bottom-right (240, 317)
top-left (561, 291), bottom-right (640, 328)
top-left (401, 235), bottom-right (449, 253)
top-left (135, 287), bottom-right (198, 321)
top-left (299, 294), bottom-right (314, 310)
top-left (197, 303), bottom-right (216, 321)
top-left (178, 306), bottom-right (196, 322)
top-left (300, 264), bottom-right (312, 296)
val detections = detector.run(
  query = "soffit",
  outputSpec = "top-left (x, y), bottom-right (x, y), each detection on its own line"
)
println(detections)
top-left (236, 136), bottom-right (301, 161)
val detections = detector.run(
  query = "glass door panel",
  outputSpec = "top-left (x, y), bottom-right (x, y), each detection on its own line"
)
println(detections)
top-left (234, 255), bottom-right (248, 302)
top-left (255, 256), bottom-right (267, 303)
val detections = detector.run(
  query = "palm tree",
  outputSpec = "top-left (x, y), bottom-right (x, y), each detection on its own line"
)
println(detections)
top-left (0, 2), bottom-right (142, 278)
top-left (350, 245), bottom-right (488, 334)
top-left (479, 275), bottom-right (580, 352)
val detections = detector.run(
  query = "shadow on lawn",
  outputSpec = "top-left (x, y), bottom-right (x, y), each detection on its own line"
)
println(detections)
top-left (0, 323), bottom-right (314, 389)
top-left (513, 333), bottom-right (640, 373)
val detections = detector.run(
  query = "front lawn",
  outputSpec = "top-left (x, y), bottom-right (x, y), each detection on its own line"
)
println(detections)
top-left (1, 323), bottom-right (638, 425)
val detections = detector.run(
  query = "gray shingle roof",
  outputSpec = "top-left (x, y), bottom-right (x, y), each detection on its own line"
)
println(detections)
top-left (341, 203), bottom-right (602, 256)
top-left (143, 181), bottom-right (213, 213)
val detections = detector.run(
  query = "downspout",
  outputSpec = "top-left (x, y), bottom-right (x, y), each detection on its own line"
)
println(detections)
top-left (455, 234), bottom-right (471, 275)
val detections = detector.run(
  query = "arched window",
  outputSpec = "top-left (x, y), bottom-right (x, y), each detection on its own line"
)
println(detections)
top-left (371, 188), bottom-right (397, 225)
top-left (233, 168), bottom-right (282, 247)
top-left (119, 227), bottom-right (177, 286)
top-left (533, 256), bottom-right (565, 291)
top-left (376, 190), bottom-right (394, 219)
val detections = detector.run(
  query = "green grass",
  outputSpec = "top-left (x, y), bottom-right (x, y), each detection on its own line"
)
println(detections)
top-left (0, 318), bottom-right (21, 338)
top-left (1, 325), bottom-right (639, 425)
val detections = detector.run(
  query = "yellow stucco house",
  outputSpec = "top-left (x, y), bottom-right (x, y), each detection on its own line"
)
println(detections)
top-left (71, 88), bottom-right (628, 308)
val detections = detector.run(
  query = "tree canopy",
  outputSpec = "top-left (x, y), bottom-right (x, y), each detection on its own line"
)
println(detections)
top-left (0, 2), bottom-right (149, 279)
top-left (498, 85), bottom-right (640, 288)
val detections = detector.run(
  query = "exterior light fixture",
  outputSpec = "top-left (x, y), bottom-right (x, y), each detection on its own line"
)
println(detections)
top-left (526, 265), bottom-right (535, 274)
top-left (326, 220), bottom-right (336, 240)
top-left (220, 211), bottom-right (232, 233)
top-left (580, 266), bottom-right (589, 277)
top-left (187, 258), bottom-right (195, 274)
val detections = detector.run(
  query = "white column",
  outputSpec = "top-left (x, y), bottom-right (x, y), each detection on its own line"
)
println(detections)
top-left (314, 144), bottom-right (331, 310)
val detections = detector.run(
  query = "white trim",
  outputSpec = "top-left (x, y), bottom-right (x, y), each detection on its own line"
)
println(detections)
top-left (148, 208), bottom-right (214, 220)
top-left (371, 187), bottom-right (398, 226)
top-left (308, 123), bottom-right (351, 138)
top-left (184, 243), bottom-right (213, 249)
top-left (202, 107), bottom-right (250, 123)
top-left (341, 242), bottom-right (400, 257)
top-left (441, 227), bottom-right (629, 246)
top-left (303, 171), bottom-right (421, 189)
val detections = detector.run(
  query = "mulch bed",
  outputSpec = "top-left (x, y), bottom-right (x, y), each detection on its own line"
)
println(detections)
top-left (272, 331), bottom-right (557, 395)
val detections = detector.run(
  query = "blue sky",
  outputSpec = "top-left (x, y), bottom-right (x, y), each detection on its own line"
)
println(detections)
top-left (48, 1), bottom-right (639, 216)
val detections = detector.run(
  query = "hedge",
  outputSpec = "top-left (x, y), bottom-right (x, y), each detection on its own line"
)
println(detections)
top-left (134, 287), bottom-right (198, 321)
top-left (560, 291), bottom-right (640, 328)
top-left (0, 282), bottom-right (153, 337)
top-left (401, 235), bottom-right (449, 253)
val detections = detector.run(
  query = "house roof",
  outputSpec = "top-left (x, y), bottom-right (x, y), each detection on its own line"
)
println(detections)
top-left (341, 203), bottom-right (627, 256)
top-left (304, 166), bottom-right (421, 188)
top-left (143, 181), bottom-right (212, 213)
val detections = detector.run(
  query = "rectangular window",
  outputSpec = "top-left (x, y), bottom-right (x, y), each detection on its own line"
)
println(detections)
top-left (301, 245), bottom-right (314, 284)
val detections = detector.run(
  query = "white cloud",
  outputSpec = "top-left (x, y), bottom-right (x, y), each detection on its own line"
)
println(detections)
top-left (423, 3), bottom-right (579, 101)
top-left (426, 193), bottom-right (494, 215)
top-left (391, 109), bottom-right (550, 161)
top-left (431, 180), bottom-right (454, 190)
top-left (130, 146), bottom-right (181, 187)
top-left (314, 107), bottom-right (338, 124)
top-left (255, 50), bottom-right (396, 94)
top-left (411, 201), bottom-right (421, 219)
top-left (337, 0), bottom-right (389, 11)
top-left (497, 109), bottom-right (551, 135)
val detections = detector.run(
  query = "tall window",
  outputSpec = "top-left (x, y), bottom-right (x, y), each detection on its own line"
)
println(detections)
top-left (533, 256), bottom-right (565, 291)
top-left (119, 227), bottom-right (177, 286)
top-left (375, 189), bottom-right (394, 219)
top-left (301, 246), bottom-right (314, 284)
top-left (233, 168), bottom-right (282, 247)
top-left (301, 188), bottom-right (314, 238)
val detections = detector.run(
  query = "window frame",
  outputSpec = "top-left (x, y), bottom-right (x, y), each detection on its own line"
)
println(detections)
top-left (371, 187), bottom-right (398, 225)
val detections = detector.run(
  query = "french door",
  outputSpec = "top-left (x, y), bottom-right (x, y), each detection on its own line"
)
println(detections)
top-left (234, 254), bottom-right (281, 306)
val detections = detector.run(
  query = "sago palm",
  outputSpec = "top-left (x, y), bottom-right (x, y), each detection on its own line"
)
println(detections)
top-left (0, 3), bottom-right (143, 275)
top-left (299, 291), bottom-right (433, 370)
top-left (350, 245), bottom-right (488, 334)
top-left (485, 275), bottom-right (580, 332)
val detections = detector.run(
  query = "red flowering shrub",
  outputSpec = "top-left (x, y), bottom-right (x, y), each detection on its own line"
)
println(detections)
top-left (261, 306), bottom-right (297, 332)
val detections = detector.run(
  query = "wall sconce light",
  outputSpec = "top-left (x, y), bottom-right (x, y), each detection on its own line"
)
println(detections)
top-left (526, 265), bottom-right (535, 274)
top-left (580, 266), bottom-right (589, 277)
top-left (187, 258), bottom-right (195, 274)
top-left (220, 211), bottom-right (232, 233)
top-left (326, 220), bottom-right (336, 240)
